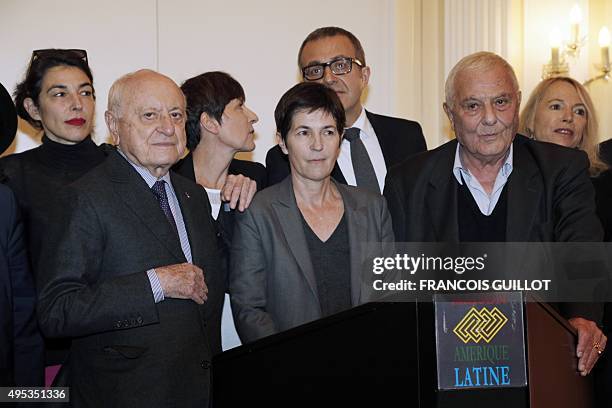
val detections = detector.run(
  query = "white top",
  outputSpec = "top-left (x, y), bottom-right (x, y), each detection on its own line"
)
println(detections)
top-left (337, 108), bottom-right (387, 192)
top-left (204, 187), bottom-right (222, 220)
top-left (203, 186), bottom-right (241, 350)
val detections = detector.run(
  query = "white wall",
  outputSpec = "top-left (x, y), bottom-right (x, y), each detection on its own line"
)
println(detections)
top-left (4, 1), bottom-right (608, 157)
top-left (0, 0), bottom-right (158, 153)
top-left (0, 0), bottom-right (399, 163)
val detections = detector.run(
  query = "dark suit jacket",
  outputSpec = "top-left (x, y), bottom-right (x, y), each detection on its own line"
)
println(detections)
top-left (173, 153), bottom-right (267, 281)
top-left (265, 111), bottom-right (427, 186)
top-left (595, 139), bottom-right (612, 240)
top-left (36, 151), bottom-right (223, 407)
top-left (0, 184), bottom-right (43, 386)
top-left (599, 139), bottom-right (612, 167)
top-left (384, 135), bottom-right (602, 243)
top-left (384, 135), bottom-right (604, 322)
top-left (593, 170), bottom-right (612, 241)
top-left (229, 177), bottom-right (394, 343)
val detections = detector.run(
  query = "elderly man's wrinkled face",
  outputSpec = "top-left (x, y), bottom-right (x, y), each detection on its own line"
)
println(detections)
top-left (445, 64), bottom-right (520, 164)
top-left (111, 73), bottom-right (187, 177)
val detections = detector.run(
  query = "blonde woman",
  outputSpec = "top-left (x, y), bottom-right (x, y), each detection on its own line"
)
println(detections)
top-left (519, 76), bottom-right (607, 176)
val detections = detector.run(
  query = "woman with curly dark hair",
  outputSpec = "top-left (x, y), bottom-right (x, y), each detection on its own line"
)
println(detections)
top-left (0, 49), bottom-right (111, 379)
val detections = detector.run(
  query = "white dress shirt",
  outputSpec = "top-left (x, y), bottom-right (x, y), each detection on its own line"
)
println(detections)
top-left (452, 144), bottom-right (514, 216)
top-left (337, 108), bottom-right (387, 192)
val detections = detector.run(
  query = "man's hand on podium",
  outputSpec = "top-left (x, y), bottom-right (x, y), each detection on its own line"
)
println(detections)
top-left (569, 317), bottom-right (607, 376)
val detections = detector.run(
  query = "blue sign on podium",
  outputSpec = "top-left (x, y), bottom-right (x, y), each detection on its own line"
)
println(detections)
top-left (434, 291), bottom-right (527, 390)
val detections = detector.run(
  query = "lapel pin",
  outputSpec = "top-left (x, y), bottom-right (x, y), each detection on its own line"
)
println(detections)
top-left (184, 192), bottom-right (190, 199)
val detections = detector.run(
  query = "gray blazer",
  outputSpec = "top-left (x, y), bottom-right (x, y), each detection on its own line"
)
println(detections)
top-left (230, 177), bottom-right (394, 343)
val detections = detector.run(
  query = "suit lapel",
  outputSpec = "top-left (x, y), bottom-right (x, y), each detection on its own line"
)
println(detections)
top-left (271, 178), bottom-right (320, 303)
top-left (171, 173), bottom-right (219, 335)
top-left (107, 152), bottom-right (186, 263)
top-left (171, 173), bottom-right (212, 267)
top-left (506, 138), bottom-right (541, 241)
top-left (427, 141), bottom-right (460, 242)
top-left (365, 110), bottom-right (390, 169)
top-left (338, 184), bottom-right (368, 305)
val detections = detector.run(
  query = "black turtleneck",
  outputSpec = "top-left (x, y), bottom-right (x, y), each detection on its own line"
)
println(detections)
top-left (0, 135), bottom-right (111, 268)
top-left (0, 135), bottom-right (111, 365)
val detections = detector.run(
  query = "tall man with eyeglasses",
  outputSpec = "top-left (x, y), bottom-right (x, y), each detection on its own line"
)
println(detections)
top-left (266, 26), bottom-right (427, 193)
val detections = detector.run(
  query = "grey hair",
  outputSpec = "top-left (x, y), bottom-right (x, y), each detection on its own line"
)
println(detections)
top-left (445, 52), bottom-right (519, 108)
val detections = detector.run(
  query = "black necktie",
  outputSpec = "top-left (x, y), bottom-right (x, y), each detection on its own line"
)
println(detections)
top-left (151, 180), bottom-right (178, 233)
top-left (344, 127), bottom-right (380, 194)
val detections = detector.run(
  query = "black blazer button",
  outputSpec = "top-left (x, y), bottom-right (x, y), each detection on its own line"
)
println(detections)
top-left (114, 321), bottom-right (121, 329)
top-left (136, 316), bottom-right (143, 324)
top-left (201, 360), bottom-right (211, 369)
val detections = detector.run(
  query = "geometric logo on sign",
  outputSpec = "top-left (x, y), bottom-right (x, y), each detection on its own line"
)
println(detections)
top-left (453, 306), bottom-right (508, 344)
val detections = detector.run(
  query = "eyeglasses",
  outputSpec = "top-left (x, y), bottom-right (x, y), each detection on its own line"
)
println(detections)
top-left (30, 49), bottom-right (88, 65)
top-left (302, 57), bottom-right (364, 81)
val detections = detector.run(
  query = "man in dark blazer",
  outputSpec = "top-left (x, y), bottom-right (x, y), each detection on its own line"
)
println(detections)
top-left (385, 51), bottom-right (606, 377)
top-left (0, 185), bottom-right (45, 387)
top-left (0, 81), bottom-right (43, 387)
top-left (387, 134), bottom-right (603, 242)
top-left (36, 70), bottom-right (222, 406)
top-left (266, 26), bottom-right (427, 190)
top-left (598, 138), bottom-right (612, 167)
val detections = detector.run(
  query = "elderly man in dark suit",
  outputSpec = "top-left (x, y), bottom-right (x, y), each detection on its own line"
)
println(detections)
top-left (384, 51), bottom-right (606, 377)
top-left (36, 70), bottom-right (222, 406)
top-left (266, 26), bottom-right (427, 193)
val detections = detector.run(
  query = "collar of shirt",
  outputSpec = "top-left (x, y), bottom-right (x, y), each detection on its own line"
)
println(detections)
top-left (117, 148), bottom-right (173, 189)
top-left (452, 143), bottom-right (513, 187)
top-left (343, 107), bottom-right (372, 143)
top-left (452, 143), bottom-right (513, 216)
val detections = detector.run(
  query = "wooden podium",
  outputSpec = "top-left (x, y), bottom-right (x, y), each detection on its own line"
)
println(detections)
top-left (525, 300), bottom-right (593, 408)
top-left (212, 296), bottom-right (593, 407)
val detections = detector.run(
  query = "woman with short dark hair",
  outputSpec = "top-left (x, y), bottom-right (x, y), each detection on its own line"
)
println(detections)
top-left (173, 71), bottom-right (265, 353)
top-left (230, 82), bottom-right (394, 343)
